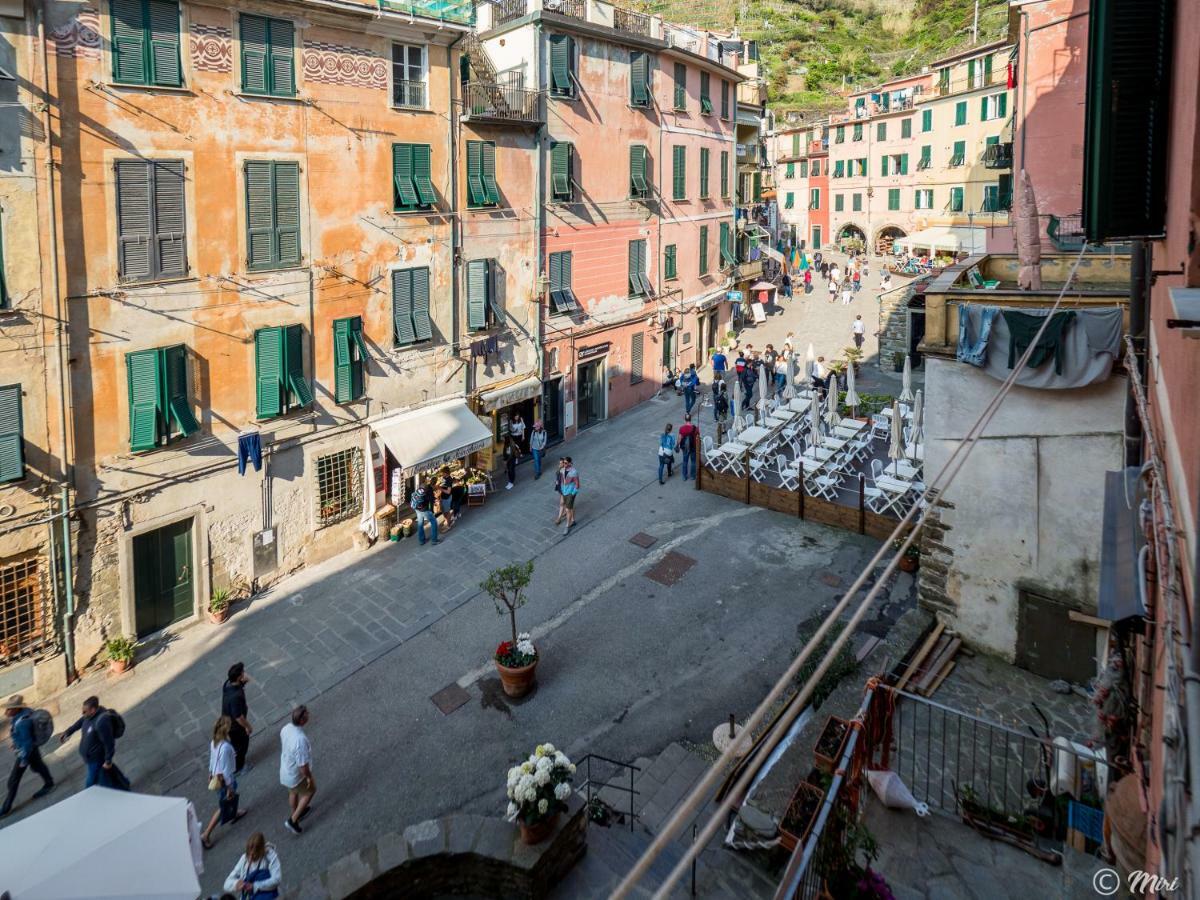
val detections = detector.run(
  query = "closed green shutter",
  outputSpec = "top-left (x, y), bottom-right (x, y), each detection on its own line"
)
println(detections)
top-left (811, 188), bottom-right (820, 209)
top-left (699, 71), bottom-right (711, 114)
top-left (984, 55), bottom-right (993, 84)
top-left (877, 122), bottom-right (886, 141)
top-left (721, 79), bottom-right (729, 119)
top-left (881, 156), bottom-right (888, 177)
top-left (888, 188), bottom-right (900, 211)
top-left (481, 141), bottom-right (499, 204)
top-left (672, 146), bottom-right (685, 200)
top-left (898, 154), bottom-right (908, 175)
top-left (111, 0), bottom-right (149, 85)
top-left (0, 384), bottom-right (22, 482)
top-left (127, 348), bottom-right (161, 450)
top-left (835, 194), bottom-right (843, 212)
top-left (411, 267), bottom-right (432, 341)
top-left (699, 148), bottom-right (709, 198)
top-left (333, 318), bottom-right (355, 403)
top-left (955, 101), bottom-right (967, 126)
top-left (392, 270), bottom-right (416, 345)
top-left (967, 59), bottom-right (976, 85)
top-left (548, 251), bottom-right (562, 296)
top-left (630, 145), bottom-right (648, 198)
top-left (240, 14), bottom-right (269, 94)
top-left (630, 51), bottom-right (649, 106)
top-left (284, 323), bottom-right (312, 407)
top-left (950, 187), bottom-right (963, 212)
top-left (630, 333), bottom-right (643, 384)
top-left (698, 225), bottom-right (708, 274)
top-left (980, 95), bottom-right (988, 120)
top-left (720, 150), bottom-right (729, 198)
top-left (793, 133), bottom-right (801, 155)
top-left (467, 259), bottom-right (489, 330)
top-left (244, 161), bottom-right (273, 268)
top-left (753, 172), bottom-right (761, 201)
top-left (393, 144), bottom-right (418, 209)
top-left (412, 145), bottom-right (436, 206)
top-left (901, 118), bottom-right (912, 139)
top-left (273, 161), bottom-right (301, 266)
top-left (551, 141), bottom-right (572, 201)
top-left (116, 160), bottom-right (153, 279)
top-left (922, 109), bottom-right (932, 132)
top-left (268, 18), bottom-right (295, 96)
top-left (673, 62), bottom-right (686, 109)
top-left (163, 344), bottom-right (198, 436)
top-left (147, 0), bottom-right (181, 86)
top-left (664, 244), bottom-right (677, 280)
top-left (549, 34), bottom-right (572, 96)
top-left (719, 222), bottom-right (734, 265)
top-left (153, 160), bottom-right (186, 277)
top-left (254, 327), bottom-right (283, 418)
top-left (998, 93), bottom-right (1007, 118)
top-left (466, 141), bottom-right (486, 206)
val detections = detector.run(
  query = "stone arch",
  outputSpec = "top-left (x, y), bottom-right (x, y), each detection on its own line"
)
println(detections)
top-left (874, 224), bottom-right (907, 255)
top-left (837, 222), bottom-right (867, 251)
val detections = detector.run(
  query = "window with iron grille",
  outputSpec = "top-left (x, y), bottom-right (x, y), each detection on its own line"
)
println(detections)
top-left (0, 556), bottom-right (53, 664)
top-left (392, 43), bottom-right (426, 108)
top-left (315, 448), bottom-right (363, 526)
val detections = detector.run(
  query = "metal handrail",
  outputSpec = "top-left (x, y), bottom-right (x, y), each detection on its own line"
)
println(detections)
top-left (577, 753), bottom-right (641, 832)
top-left (613, 6), bottom-right (652, 36)
top-left (462, 82), bottom-right (542, 124)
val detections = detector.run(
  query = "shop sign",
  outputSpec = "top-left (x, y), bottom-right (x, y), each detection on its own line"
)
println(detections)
top-left (726, 291), bottom-right (744, 302)
top-left (577, 342), bottom-right (610, 361)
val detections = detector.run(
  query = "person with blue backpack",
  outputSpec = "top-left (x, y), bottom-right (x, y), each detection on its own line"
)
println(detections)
top-left (60, 695), bottom-right (129, 790)
top-left (1, 693), bottom-right (54, 817)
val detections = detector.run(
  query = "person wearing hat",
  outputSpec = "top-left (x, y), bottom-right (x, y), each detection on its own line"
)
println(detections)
top-left (529, 419), bottom-right (548, 480)
top-left (2, 694), bottom-right (54, 817)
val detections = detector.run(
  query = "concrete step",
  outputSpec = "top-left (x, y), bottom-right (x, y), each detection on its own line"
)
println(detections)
top-left (550, 820), bottom-right (697, 899)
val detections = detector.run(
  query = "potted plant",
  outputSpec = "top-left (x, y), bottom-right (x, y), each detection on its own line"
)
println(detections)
top-left (778, 780), bottom-right (825, 851)
top-left (482, 560), bottom-right (538, 697)
top-left (814, 804), bottom-right (892, 899)
top-left (105, 636), bottom-right (137, 674)
top-left (208, 587), bottom-right (232, 624)
top-left (506, 743), bottom-right (576, 845)
top-left (892, 351), bottom-right (905, 373)
top-left (389, 524), bottom-right (402, 542)
top-left (814, 715), bottom-right (850, 774)
top-left (893, 537), bottom-right (920, 573)
top-left (843, 345), bottom-right (864, 375)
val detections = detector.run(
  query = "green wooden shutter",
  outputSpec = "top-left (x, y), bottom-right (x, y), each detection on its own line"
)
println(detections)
top-left (630, 145), bottom-right (648, 197)
top-left (0, 385), bottom-right (23, 482)
top-left (467, 259), bottom-right (489, 330)
top-left (899, 154), bottom-right (908, 175)
top-left (876, 122), bottom-right (886, 141)
top-left (950, 187), bottom-right (963, 212)
top-left (240, 14), bottom-right (269, 94)
top-left (881, 156), bottom-right (888, 177)
top-left (664, 244), bottom-right (676, 280)
top-left (481, 141), bottom-right (499, 204)
top-left (901, 118), bottom-right (912, 139)
top-left (111, 0), bottom-right (149, 85)
top-left (147, 0), bottom-right (181, 86)
top-left (115, 160), bottom-right (153, 280)
top-left (628, 240), bottom-right (639, 295)
top-left (245, 161), bottom-right (275, 268)
top-left (834, 194), bottom-right (843, 212)
top-left (393, 144), bottom-right (418, 209)
top-left (254, 327), bottom-right (283, 418)
top-left (998, 93), bottom-right (1007, 118)
top-left (551, 142), bottom-right (571, 200)
top-left (561, 252), bottom-right (575, 306)
top-left (0, 213), bottom-right (7, 307)
top-left (967, 59), bottom-right (976, 85)
top-left (333, 318), bottom-right (354, 403)
top-left (673, 62), bottom-right (686, 109)
top-left (720, 150), bottom-right (729, 197)
top-left (548, 251), bottom-right (562, 296)
top-left (154, 160), bottom-right (187, 277)
top-left (392, 270), bottom-right (416, 345)
top-left (630, 51), bottom-right (649, 106)
top-left (411, 267), bottom-right (432, 341)
top-left (955, 101), bottom-right (966, 126)
top-left (163, 344), bottom-right (198, 436)
top-left (922, 109), bottom-right (932, 132)
top-left (267, 18), bottom-right (295, 96)
top-left (672, 146), bottom-right (685, 200)
top-left (980, 95), bottom-right (988, 120)
top-left (127, 349), bottom-right (161, 450)
top-left (273, 161), bottom-right (301, 266)
top-left (984, 55), bottom-right (993, 84)
top-left (792, 133), bottom-right (801, 156)
top-left (412, 145), bottom-right (436, 206)
top-left (630, 333), bottom-right (643, 383)
top-left (888, 188), bottom-right (900, 211)
top-left (698, 225), bottom-right (708, 274)
top-left (753, 172), bottom-right (761, 201)
top-left (699, 148), bottom-right (709, 198)
top-left (466, 141), bottom-right (486, 206)
top-left (699, 72), bottom-right (711, 113)
top-left (549, 34), bottom-right (572, 95)
top-left (721, 79), bottom-right (729, 119)
top-left (284, 323), bottom-right (312, 407)
top-left (719, 222), bottom-right (734, 265)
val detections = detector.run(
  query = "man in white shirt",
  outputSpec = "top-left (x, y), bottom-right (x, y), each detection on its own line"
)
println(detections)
top-left (852, 315), bottom-right (866, 349)
top-left (279, 705), bottom-right (315, 835)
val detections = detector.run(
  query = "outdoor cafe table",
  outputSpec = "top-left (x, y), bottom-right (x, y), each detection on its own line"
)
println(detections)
top-left (834, 420), bottom-right (866, 439)
top-left (737, 425), bottom-right (772, 447)
top-left (884, 459), bottom-right (921, 480)
top-left (786, 398), bottom-right (814, 414)
top-left (875, 474), bottom-right (916, 512)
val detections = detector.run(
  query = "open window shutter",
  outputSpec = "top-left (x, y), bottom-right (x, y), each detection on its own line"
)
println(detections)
top-left (115, 160), bottom-right (153, 280)
top-left (630, 145), bottom-right (647, 196)
top-left (628, 241), bottom-right (640, 294)
top-left (393, 144), bottom-right (418, 208)
top-left (349, 318), bottom-right (366, 400)
top-left (153, 160), bottom-right (187, 277)
top-left (284, 324), bottom-right (312, 407)
top-left (240, 14), bottom-right (269, 94)
top-left (638, 241), bottom-right (651, 295)
top-left (333, 318), bottom-right (352, 403)
top-left (899, 154), bottom-right (908, 175)
top-left (392, 270), bottom-right (416, 345)
top-left (700, 72), bottom-right (711, 113)
top-left (549, 35), bottom-right (571, 94)
top-left (127, 349), bottom-right (161, 450)
top-left (411, 267), bottom-right (432, 341)
top-left (164, 344), bottom-right (198, 436)
top-left (268, 18), bottom-right (295, 96)
top-left (551, 142), bottom-right (571, 199)
top-left (254, 327), bottom-right (283, 418)
top-left (273, 162), bottom-right (301, 266)
top-left (672, 146), bottom-right (685, 199)
top-left (466, 142), bottom-right (486, 206)
top-left (412, 144), bottom-right (436, 206)
top-left (998, 93), bottom-right (1007, 118)
top-left (467, 259), bottom-right (489, 330)
top-left (0, 385), bottom-right (24, 482)
top-left (147, 0), bottom-right (181, 86)
top-left (481, 142), bottom-right (499, 204)
top-left (560, 252), bottom-right (575, 307)
top-left (111, 0), bottom-right (148, 84)
top-left (631, 52), bottom-right (649, 106)
top-left (245, 161), bottom-right (275, 268)
top-left (548, 251), bottom-right (562, 300)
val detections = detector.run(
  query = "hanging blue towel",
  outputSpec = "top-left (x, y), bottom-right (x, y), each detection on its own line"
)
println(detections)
top-left (237, 432), bottom-right (262, 475)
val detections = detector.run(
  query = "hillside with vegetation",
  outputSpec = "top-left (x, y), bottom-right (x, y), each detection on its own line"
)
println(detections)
top-left (631, 0), bottom-right (1012, 114)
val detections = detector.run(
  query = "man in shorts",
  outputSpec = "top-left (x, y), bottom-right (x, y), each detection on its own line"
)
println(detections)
top-left (280, 705), bottom-right (315, 835)
top-left (560, 457), bottom-right (580, 531)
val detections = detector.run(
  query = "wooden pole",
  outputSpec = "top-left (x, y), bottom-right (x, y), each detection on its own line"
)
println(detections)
top-left (799, 459), bottom-right (805, 519)
top-left (858, 473), bottom-right (866, 535)
top-left (743, 449), bottom-right (751, 504)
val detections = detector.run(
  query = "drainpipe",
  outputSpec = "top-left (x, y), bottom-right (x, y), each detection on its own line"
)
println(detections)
top-left (1124, 239), bottom-right (1148, 468)
top-left (448, 34), bottom-right (465, 396)
top-left (39, 1), bottom-right (77, 678)
top-left (533, 21), bottom-right (544, 386)
top-left (1189, 540), bottom-right (1200, 892)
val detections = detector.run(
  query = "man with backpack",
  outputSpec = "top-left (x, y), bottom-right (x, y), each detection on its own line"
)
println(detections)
top-left (1, 694), bottom-right (54, 817)
top-left (60, 695), bottom-right (128, 790)
top-left (409, 481), bottom-right (440, 546)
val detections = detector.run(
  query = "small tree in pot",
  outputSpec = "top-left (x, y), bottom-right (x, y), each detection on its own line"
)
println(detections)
top-left (483, 560), bottom-right (539, 697)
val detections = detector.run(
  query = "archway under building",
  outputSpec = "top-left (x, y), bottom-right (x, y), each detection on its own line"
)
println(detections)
top-left (875, 225), bottom-right (907, 257)
top-left (837, 223), bottom-right (866, 253)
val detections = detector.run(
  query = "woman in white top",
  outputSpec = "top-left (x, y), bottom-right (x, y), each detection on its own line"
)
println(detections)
top-left (224, 831), bottom-right (282, 898)
top-left (509, 414), bottom-right (527, 454)
top-left (202, 715), bottom-right (246, 849)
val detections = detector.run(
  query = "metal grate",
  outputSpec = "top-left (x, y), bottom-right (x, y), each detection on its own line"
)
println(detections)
top-left (644, 551), bottom-right (696, 586)
top-left (0, 556), bottom-right (54, 664)
top-left (315, 448), bottom-right (363, 527)
top-left (393, 79), bottom-right (426, 109)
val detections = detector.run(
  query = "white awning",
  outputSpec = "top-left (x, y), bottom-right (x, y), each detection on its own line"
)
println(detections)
top-left (897, 226), bottom-right (986, 255)
top-left (373, 399), bottom-right (493, 475)
top-left (476, 375), bottom-right (542, 412)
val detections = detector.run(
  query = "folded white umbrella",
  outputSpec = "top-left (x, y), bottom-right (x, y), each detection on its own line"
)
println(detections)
top-left (783, 355), bottom-right (796, 400)
top-left (809, 393), bottom-right (823, 448)
top-left (805, 342), bottom-right (815, 378)
top-left (888, 400), bottom-right (907, 475)
top-left (910, 389), bottom-right (924, 458)
top-left (844, 361), bottom-right (860, 415)
top-left (732, 377), bottom-right (742, 431)
top-left (0, 787), bottom-right (203, 900)
top-left (899, 354), bottom-right (914, 403)
top-left (824, 381), bottom-right (840, 428)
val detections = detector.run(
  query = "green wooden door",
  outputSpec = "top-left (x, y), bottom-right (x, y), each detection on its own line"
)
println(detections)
top-left (133, 519), bottom-right (193, 636)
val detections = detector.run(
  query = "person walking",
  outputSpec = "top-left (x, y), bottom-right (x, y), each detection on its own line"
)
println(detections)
top-left (841, 282), bottom-right (853, 305)
top-left (503, 437), bottom-right (518, 490)
top-left (881, 270), bottom-right (892, 292)
top-left (201, 716), bottom-right (247, 849)
top-left (852, 315), bottom-right (866, 351)
top-left (710, 346), bottom-right (727, 382)
top-left (657, 424), bottom-right (676, 484)
top-left (280, 706), bottom-right (315, 835)
top-left (222, 663), bottom-right (252, 774)
top-left (560, 458), bottom-right (579, 531)
top-left (711, 377), bottom-right (728, 423)
top-left (781, 271), bottom-right (793, 300)
top-left (552, 458), bottom-right (567, 526)
top-left (774, 355), bottom-right (788, 398)
top-left (827, 276), bottom-right (837, 303)
top-left (224, 832), bottom-right (282, 899)
top-left (852, 268), bottom-right (861, 293)
top-left (528, 421), bottom-right (547, 480)
top-left (410, 480), bottom-right (439, 546)
top-left (677, 414), bottom-right (697, 481)
top-left (681, 364), bottom-right (699, 415)
top-left (59, 696), bottom-right (127, 790)
top-left (803, 268), bottom-right (813, 294)
top-left (1, 695), bottom-right (53, 818)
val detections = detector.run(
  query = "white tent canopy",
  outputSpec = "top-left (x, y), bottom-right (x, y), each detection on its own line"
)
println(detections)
top-left (896, 226), bottom-right (985, 255)
top-left (372, 398), bottom-right (493, 476)
top-left (0, 787), bottom-right (202, 900)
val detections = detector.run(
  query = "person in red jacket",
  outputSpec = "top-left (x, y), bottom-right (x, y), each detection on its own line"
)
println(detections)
top-left (677, 414), bottom-right (698, 481)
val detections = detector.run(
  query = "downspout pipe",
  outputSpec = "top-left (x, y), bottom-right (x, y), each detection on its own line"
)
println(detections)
top-left (1124, 239), bottom-right (1149, 467)
top-left (533, 21), bottom-right (544, 385)
top-left (448, 35), bottom-right (464, 395)
top-left (39, 0), bottom-right (76, 679)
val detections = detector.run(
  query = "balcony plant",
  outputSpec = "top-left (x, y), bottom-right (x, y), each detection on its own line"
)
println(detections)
top-left (105, 636), bottom-right (138, 674)
top-left (505, 742), bottom-right (576, 845)
top-left (208, 587), bottom-right (233, 625)
top-left (483, 560), bottom-right (539, 697)
top-left (892, 536), bottom-right (920, 573)
top-left (814, 715), bottom-right (850, 774)
top-left (814, 804), bottom-right (892, 899)
top-left (778, 780), bottom-right (824, 851)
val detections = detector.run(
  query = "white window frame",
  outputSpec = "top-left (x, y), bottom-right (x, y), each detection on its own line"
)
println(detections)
top-left (391, 42), bottom-right (428, 110)
top-left (983, 93), bottom-right (1003, 121)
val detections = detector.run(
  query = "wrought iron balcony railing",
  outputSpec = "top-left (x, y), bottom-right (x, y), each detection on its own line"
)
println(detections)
top-left (462, 82), bottom-right (543, 126)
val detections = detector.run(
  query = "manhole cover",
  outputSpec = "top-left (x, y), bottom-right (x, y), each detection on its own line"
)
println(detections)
top-left (430, 682), bottom-right (471, 716)
top-left (629, 532), bottom-right (658, 549)
top-left (644, 551), bottom-right (696, 586)
top-left (820, 573), bottom-right (843, 588)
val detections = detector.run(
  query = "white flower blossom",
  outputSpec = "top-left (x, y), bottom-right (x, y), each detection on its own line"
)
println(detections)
top-left (538, 799), bottom-right (548, 815)
top-left (568, 763), bottom-right (576, 774)
top-left (507, 802), bottom-right (519, 821)
top-left (554, 782), bottom-right (572, 801)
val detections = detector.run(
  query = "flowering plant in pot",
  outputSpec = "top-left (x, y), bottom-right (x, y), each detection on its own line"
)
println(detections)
top-left (505, 743), bottom-right (576, 845)
top-left (892, 536), bottom-right (920, 573)
top-left (482, 560), bottom-right (539, 697)
top-left (105, 636), bottom-right (138, 674)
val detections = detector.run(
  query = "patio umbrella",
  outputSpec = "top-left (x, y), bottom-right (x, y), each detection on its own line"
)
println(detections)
top-left (824, 381), bottom-right (840, 428)
top-left (888, 400), bottom-right (907, 475)
top-left (0, 787), bottom-right (204, 899)
top-left (844, 362), bottom-right (860, 416)
top-left (732, 376), bottom-right (743, 429)
top-left (899, 354), bottom-right (914, 403)
top-left (783, 355), bottom-right (796, 400)
top-left (809, 392), bottom-right (823, 448)
top-left (804, 342), bottom-right (815, 379)
top-left (909, 389), bottom-right (924, 459)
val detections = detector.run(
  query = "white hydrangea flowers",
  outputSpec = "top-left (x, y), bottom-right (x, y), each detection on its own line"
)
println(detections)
top-left (505, 743), bottom-right (575, 825)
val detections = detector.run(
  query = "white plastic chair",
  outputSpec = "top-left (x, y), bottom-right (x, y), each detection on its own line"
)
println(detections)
top-left (807, 471), bottom-right (842, 501)
top-left (870, 458), bottom-right (885, 485)
top-left (870, 414), bottom-right (890, 441)
top-left (776, 455), bottom-right (799, 491)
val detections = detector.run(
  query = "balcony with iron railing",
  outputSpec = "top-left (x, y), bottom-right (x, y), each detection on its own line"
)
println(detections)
top-left (931, 68), bottom-right (1005, 98)
top-left (981, 141), bottom-right (1013, 169)
top-left (480, 0), bottom-right (669, 41)
top-left (462, 81), bottom-right (543, 126)
top-left (612, 5), bottom-right (652, 36)
top-left (378, 0), bottom-right (473, 25)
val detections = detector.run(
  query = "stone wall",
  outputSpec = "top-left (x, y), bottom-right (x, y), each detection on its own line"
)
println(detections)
top-left (876, 281), bottom-right (918, 371)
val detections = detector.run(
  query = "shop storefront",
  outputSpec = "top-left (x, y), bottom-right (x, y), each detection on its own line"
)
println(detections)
top-left (575, 342), bottom-right (608, 431)
top-left (474, 374), bottom-right (543, 462)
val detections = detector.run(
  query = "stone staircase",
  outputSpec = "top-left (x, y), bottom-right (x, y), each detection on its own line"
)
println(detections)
top-left (551, 743), bottom-right (778, 899)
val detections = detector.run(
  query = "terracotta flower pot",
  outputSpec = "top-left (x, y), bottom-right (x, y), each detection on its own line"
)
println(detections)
top-left (495, 658), bottom-right (538, 698)
top-left (209, 607), bottom-right (230, 624)
top-left (519, 811), bottom-right (559, 845)
top-left (899, 554), bottom-right (919, 573)
top-left (109, 658), bottom-right (131, 675)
